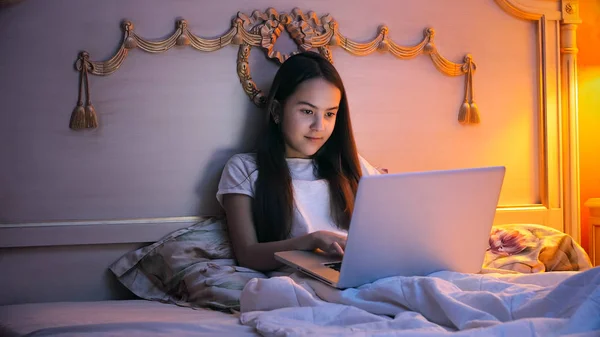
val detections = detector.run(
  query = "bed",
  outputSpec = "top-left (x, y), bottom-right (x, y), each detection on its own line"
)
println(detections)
top-left (0, 0), bottom-right (598, 336)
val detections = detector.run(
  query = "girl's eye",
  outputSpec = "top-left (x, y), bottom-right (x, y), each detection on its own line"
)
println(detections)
top-left (302, 109), bottom-right (313, 115)
top-left (326, 112), bottom-right (337, 117)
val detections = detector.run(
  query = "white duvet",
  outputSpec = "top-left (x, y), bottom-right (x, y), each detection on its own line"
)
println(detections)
top-left (239, 266), bottom-right (600, 336)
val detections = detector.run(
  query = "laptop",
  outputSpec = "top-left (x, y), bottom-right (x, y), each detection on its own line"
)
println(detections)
top-left (274, 166), bottom-right (505, 289)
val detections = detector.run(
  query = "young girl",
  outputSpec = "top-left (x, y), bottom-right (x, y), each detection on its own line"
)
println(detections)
top-left (216, 51), bottom-right (381, 272)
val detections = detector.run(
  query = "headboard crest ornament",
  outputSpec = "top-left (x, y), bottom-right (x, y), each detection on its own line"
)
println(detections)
top-left (68, 7), bottom-right (480, 130)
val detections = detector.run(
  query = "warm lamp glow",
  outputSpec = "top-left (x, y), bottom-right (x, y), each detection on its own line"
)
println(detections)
top-left (579, 67), bottom-right (600, 253)
top-left (577, 0), bottom-right (600, 254)
top-left (579, 71), bottom-right (600, 111)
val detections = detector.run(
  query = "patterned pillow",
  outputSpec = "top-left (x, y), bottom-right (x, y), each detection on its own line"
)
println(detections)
top-left (483, 223), bottom-right (592, 273)
top-left (109, 217), bottom-right (267, 312)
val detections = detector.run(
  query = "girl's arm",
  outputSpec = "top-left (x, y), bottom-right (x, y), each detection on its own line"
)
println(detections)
top-left (222, 193), bottom-right (345, 271)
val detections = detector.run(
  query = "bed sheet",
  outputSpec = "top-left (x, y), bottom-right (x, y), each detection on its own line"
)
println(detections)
top-left (0, 300), bottom-right (257, 337)
top-left (2, 269), bottom-right (599, 337)
top-left (240, 267), bottom-right (600, 336)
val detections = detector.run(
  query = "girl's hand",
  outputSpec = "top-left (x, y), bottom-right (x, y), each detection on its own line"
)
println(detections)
top-left (308, 230), bottom-right (347, 256)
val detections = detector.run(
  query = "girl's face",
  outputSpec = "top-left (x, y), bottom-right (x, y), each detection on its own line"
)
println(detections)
top-left (278, 78), bottom-right (341, 158)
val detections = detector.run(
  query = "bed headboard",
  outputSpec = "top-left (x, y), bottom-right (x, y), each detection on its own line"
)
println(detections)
top-left (0, 0), bottom-right (582, 305)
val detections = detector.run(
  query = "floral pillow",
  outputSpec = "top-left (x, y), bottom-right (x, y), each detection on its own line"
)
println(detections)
top-left (109, 217), bottom-right (268, 312)
top-left (483, 223), bottom-right (592, 273)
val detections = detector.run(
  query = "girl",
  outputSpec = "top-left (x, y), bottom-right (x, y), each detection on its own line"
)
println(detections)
top-left (217, 51), bottom-right (381, 272)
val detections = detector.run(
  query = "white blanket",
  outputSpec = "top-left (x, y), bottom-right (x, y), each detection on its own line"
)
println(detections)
top-left (239, 267), bottom-right (600, 336)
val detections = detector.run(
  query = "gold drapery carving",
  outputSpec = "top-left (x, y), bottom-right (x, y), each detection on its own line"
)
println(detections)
top-left (69, 8), bottom-right (479, 130)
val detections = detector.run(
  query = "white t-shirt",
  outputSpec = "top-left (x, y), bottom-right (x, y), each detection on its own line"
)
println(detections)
top-left (216, 153), bottom-right (381, 238)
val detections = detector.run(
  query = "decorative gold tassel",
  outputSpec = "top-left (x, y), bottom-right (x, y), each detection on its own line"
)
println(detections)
top-left (85, 104), bottom-right (98, 128)
top-left (70, 57), bottom-right (86, 130)
top-left (468, 62), bottom-right (480, 124)
top-left (458, 65), bottom-right (471, 125)
top-left (469, 102), bottom-right (480, 124)
top-left (82, 58), bottom-right (98, 129)
top-left (70, 104), bottom-right (86, 130)
top-left (458, 100), bottom-right (471, 125)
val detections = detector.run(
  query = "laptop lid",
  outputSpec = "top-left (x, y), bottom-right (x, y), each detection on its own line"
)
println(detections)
top-left (335, 166), bottom-right (505, 289)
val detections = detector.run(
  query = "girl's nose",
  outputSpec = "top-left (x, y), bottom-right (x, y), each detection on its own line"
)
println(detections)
top-left (311, 116), bottom-right (325, 131)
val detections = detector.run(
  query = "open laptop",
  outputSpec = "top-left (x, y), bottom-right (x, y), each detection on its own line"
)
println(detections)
top-left (275, 166), bottom-right (505, 289)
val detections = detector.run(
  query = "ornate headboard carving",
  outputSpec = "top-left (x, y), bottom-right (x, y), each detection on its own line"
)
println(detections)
top-left (69, 8), bottom-right (480, 131)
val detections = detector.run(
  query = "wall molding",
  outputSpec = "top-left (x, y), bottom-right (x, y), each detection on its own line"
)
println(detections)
top-left (492, 0), bottom-right (582, 242)
top-left (0, 205), bottom-right (565, 248)
top-left (493, 0), bottom-right (562, 20)
top-left (0, 217), bottom-right (203, 248)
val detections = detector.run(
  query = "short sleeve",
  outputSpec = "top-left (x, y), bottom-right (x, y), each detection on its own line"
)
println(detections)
top-left (216, 154), bottom-right (258, 206)
top-left (358, 154), bottom-right (384, 176)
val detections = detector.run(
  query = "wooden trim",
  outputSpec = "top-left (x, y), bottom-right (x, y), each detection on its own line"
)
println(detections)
top-left (590, 217), bottom-right (599, 266)
top-left (0, 206), bottom-right (565, 249)
top-left (494, 207), bottom-right (564, 231)
top-left (493, 0), bottom-right (582, 242)
top-left (493, 0), bottom-right (562, 20)
top-left (0, 217), bottom-right (201, 248)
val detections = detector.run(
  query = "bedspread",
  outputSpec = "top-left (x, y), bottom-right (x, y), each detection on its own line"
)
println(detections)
top-left (239, 267), bottom-right (600, 336)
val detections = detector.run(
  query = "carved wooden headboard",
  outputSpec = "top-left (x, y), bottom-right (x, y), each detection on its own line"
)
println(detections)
top-left (59, 2), bottom-right (582, 240)
top-left (0, 0), bottom-right (583, 304)
top-left (68, 8), bottom-right (480, 130)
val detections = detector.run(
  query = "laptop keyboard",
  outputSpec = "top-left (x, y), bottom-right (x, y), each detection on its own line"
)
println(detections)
top-left (324, 262), bottom-right (342, 272)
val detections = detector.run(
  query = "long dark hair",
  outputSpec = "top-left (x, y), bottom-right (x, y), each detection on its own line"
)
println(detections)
top-left (252, 51), bottom-right (362, 243)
